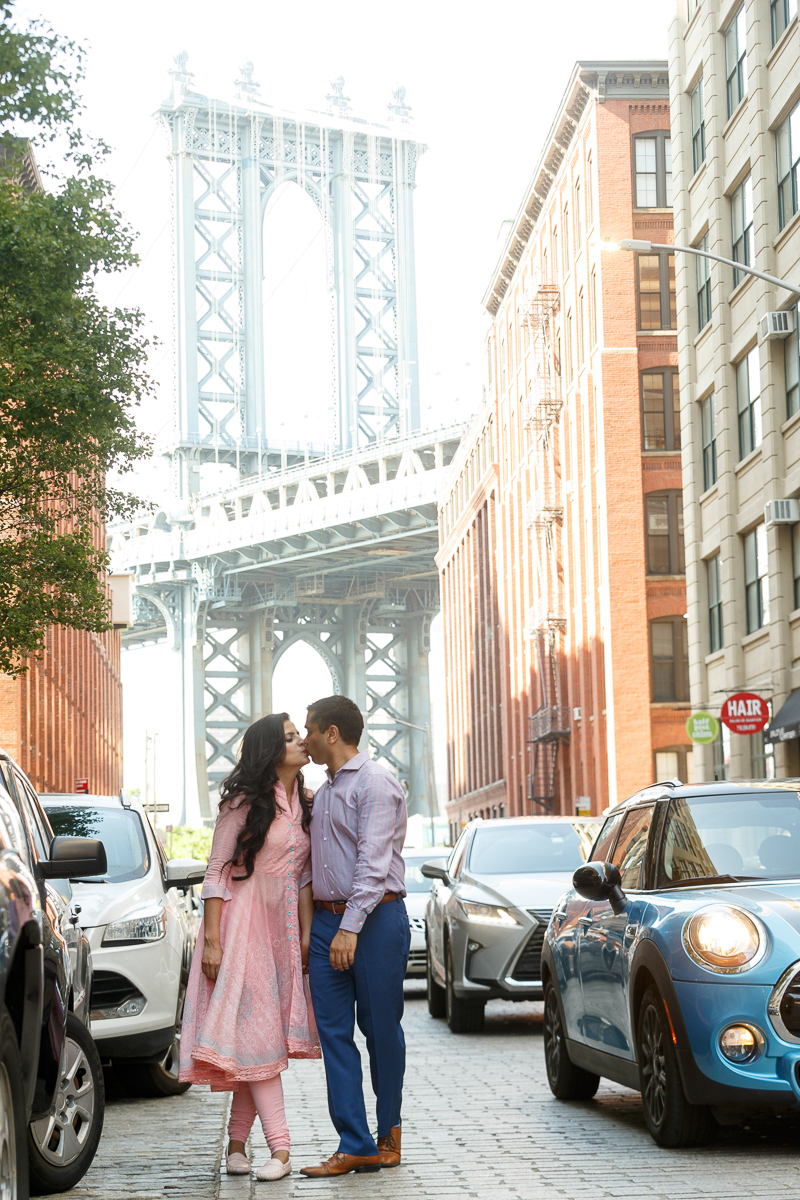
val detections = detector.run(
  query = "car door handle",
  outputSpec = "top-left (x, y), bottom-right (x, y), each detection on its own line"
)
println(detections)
top-left (577, 916), bottom-right (593, 929)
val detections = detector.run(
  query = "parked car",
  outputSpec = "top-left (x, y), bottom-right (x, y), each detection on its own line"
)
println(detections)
top-left (0, 749), bottom-right (107, 1198)
top-left (542, 779), bottom-right (800, 1148)
top-left (402, 851), bottom-right (442, 978)
top-left (41, 793), bottom-right (206, 1099)
top-left (422, 816), bottom-right (600, 1032)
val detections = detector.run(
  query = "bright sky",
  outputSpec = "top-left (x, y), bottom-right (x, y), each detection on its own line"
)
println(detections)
top-left (20, 0), bottom-right (675, 815)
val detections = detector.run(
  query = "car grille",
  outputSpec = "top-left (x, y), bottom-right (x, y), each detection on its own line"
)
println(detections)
top-left (526, 908), bottom-right (553, 927)
top-left (91, 970), bottom-right (142, 1012)
top-left (511, 926), bottom-right (546, 981)
top-left (780, 971), bottom-right (800, 1036)
top-left (408, 916), bottom-right (426, 933)
top-left (407, 949), bottom-right (426, 967)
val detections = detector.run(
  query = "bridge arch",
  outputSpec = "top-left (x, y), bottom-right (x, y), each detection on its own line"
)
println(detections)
top-left (272, 632), bottom-right (344, 696)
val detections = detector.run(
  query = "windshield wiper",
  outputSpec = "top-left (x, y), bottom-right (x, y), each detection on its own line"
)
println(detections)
top-left (69, 877), bottom-right (108, 884)
top-left (661, 874), bottom-right (759, 889)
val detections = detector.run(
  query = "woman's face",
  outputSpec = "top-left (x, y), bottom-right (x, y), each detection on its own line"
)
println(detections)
top-left (282, 720), bottom-right (310, 769)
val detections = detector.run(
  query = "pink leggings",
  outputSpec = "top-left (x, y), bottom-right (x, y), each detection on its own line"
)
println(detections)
top-left (228, 1076), bottom-right (290, 1152)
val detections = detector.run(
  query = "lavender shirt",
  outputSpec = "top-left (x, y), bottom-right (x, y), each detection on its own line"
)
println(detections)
top-left (310, 752), bottom-right (407, 933)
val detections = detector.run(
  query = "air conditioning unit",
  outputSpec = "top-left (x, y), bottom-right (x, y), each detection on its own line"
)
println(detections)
top-left (760, 310), bottom-right (795, 341)
top-left (765, 498), bottom-right (800, 527)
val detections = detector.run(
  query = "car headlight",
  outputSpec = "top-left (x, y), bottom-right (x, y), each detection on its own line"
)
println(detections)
top-left (683, 906), bottom-right (765, 973)
top-left (102, 909), bottom-right (167, 945)
top-left (460, 902), bottom-right (520, 926)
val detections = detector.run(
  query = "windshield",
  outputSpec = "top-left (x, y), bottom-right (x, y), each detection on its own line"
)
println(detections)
top-left (661, 792), bottom-right (800, 885)
top-left (44, 806), bottom-right (150, 884)
top-left (468, 822), bottom-right (600, 875)
top-left (403, 857), bottom-right (434, 892)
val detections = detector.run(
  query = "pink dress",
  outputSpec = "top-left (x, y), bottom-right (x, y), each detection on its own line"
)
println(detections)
top-left (180, 782), bottom-right (321, 1088)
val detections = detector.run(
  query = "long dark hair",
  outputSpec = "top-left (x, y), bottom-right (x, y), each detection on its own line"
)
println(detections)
top-left (218, 712), bottom-right (312, 881)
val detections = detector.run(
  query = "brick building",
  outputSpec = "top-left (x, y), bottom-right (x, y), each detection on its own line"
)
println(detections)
top-left (438, 61), bottom-right (690, 834)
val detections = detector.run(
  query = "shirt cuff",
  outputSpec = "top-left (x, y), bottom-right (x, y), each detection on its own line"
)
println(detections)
top-left (200, 883), bottom-right (232, 901)
top-left (340, 906), bottom-right (367, 933)
top-left (299, 871), bottom-right (312, 889)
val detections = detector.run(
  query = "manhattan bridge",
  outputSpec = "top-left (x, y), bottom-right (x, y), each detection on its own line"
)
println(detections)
top-left (109, 55), bottom-right (465, 826)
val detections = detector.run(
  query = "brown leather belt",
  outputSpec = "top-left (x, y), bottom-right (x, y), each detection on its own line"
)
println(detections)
top-left (316, 893), bottom-right (398, 916)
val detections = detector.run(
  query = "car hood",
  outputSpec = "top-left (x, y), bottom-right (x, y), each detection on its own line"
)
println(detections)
top-left (69, 875), bottom-right (160, 929)
top-left (403, 892), bottom-right (429, 918)
top-left (461, 871), bottom-right (575, 912)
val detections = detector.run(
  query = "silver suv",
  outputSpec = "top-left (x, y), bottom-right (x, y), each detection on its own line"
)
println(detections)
top-left (423, 816), bottom-right (599, 1032)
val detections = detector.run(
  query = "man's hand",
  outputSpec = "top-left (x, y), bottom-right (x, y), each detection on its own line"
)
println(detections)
top-left (329, 929), bottom-right (357, 971)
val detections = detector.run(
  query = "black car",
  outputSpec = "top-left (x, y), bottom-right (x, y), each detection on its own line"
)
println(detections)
top-left (0, 750), bottom-right (107, 1197)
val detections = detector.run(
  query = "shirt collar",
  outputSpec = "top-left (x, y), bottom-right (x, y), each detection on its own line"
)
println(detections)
top-left (325, 751), bottom-right (368, 782)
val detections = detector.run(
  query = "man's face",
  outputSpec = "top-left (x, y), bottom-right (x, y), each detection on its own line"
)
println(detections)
top-left (304, 717), bottom-right (329, 765)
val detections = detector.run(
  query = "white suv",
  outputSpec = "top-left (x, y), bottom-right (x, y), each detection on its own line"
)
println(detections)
top-left (41, 791), bottom-right (206, 1097)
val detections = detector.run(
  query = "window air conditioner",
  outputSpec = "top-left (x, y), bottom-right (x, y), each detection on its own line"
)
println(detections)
top-left (765, 498), bottom-right (800, 527)
top-left (760, 310), bottom-right (795, 341)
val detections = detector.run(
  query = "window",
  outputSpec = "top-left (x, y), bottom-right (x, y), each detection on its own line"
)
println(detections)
top-left (725, 6), bottom-right (748, 118)
top-left (574, 181), bottom-right (583, 246)
top-left (590, 269), bottom-right (598, 345)
top-left (696, 234), bottom-right (711, 330)
top-left (787, 302), bottom-right (799, 417)
top-left (542, 248), bottom-right (549, 284)
top-left (655, 747), bottom-right (694, 785)
top-left (650, 617), bottom-right (689, 702)
top-left (552, 228), bottom-right (559, 283)
top-left (744, 524), bottom-right (770, 632)
top-left (750, 729), bottom-right (776, 780)
top-left (586, 155), bottom-right (594, 225)
top-left (578, 291), bottom-right (586, 365)
top-left (611, 807), bottom-right (654, 890)
top-left (691, 78), bottom-right (706, 174)
top-left (708, 554), bottom-right (723, 651)
top-left (487, 340), bottom-right (493, 385)
top-left (563, 207), bottom-right (570, 272)
top-left (794, 523), bottom-right (800, 610)
top-left (641, 369), bottom-right (681, 451)
top-left (777, 101), bottom-right (800, 230)
top-left (637, 253), bottom-right (676, 329)
top-left (731, 174), bottom-right (753, 287)
top-left (645, 491), bottom-right (685, 575)
top-left (566, 310), bottom-right (574, 381)
top-left (737, 345), bottom-right (762, 459)
top-left (701, 393), bottom-right (717, 491)
top-left (633, 133), bottom-right (672, 208)
top-left (590, 810), bottom-right (625, 862)
top-left (771, 0), bottom-right (797, 45)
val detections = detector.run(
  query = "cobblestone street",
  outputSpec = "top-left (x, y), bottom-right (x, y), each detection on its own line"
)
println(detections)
top-left (46, 984), bottom-right (800, 1200)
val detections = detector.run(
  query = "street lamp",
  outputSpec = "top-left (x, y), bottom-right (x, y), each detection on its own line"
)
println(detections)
top-left (393, 716), bottom-right (439, 848)
top-left (604, 237), bottom-right (800, 296)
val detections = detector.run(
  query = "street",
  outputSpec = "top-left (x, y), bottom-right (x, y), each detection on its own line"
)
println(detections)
top-left (43, 983), bottom-right (800, 1200)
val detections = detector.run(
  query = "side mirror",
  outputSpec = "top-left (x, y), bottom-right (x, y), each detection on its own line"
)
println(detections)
top-left (573, 860), bottom-right (627, 916)
top-left (166, 858), bottom-right (207, 891)
top-left (39, 836), bottom-right (108, 880)
top-left (420, 857), bottom-right (450, 884)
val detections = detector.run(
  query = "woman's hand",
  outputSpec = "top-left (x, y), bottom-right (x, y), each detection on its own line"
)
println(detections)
top-left (301, 938), bottom-right (310, 974)
top-left (202, 938), bottom-right (223, 981)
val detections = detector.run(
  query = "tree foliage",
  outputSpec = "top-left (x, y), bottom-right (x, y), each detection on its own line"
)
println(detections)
top-left (0, 1), bottom-right (152, 675)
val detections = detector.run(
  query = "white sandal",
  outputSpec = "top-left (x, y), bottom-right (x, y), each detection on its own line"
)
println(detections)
top-left (256, 1157), bottom-right (292, 1181)
top-left (226, 1151), bottom-right (251, 1175)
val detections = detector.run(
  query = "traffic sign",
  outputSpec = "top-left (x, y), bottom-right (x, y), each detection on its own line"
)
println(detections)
top-left (685, 712), bottom-right (719, 744)
top-left (720, 692), bottom-right (769, 735)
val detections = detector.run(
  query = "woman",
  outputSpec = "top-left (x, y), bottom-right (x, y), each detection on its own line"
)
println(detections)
top-left (180, 713), bottom-right (321, 1181)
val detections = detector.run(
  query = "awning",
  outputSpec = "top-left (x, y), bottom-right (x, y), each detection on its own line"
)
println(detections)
top-left (767, 689), bottom-right (800, 742)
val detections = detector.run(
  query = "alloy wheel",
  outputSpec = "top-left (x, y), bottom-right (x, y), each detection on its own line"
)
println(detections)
top-left (159, 1028), bottom-right (181, 1082)
top-left (0, 1062), bottom-right (17, 1200)
top-left (544, 988), bottom-right (562, 1083)
top-left (640, 1002), bottom-right (666, 1128)
top-left (30, 1035), bottom-right (96, 1168)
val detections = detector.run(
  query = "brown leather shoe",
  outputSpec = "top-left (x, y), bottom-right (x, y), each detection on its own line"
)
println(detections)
top-left (377, 1125), bottom-right (401, 1168)
top-left (300, 1152), bottom-right (381, 1177)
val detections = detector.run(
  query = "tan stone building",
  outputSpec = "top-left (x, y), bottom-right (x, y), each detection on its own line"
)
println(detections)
top-left (437, 61), bottom-right (691, 835)
top-left (669, 0), bottom-right (800, 780)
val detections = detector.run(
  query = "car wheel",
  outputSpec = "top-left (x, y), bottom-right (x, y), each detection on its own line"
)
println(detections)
top-left (637, 986), bottom-right (714, 1148)
top-left (444, 940), bottom-right (484, 1033)
top-left (543, 980), bottom-right (599, 1101)
top-left (114, 991), bottom-right (191, 1099)
top-left (28, 1011), bottom-right (104, 1196)
top-left (426, 943), bottom-right (446, 1018)
top-left (0, 1004), bottom-right (29, 1200)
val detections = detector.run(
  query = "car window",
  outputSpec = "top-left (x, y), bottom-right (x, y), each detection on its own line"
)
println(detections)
top-left (402, 858), bottom-right (433, 892)
top-left (469, 822), bottom-right (600, 874)
top-left (610, 807), bottom-right (654, 890)
top-left (14, 771), bottom-right (53, 858)
top-left (448, 833), bottom-right (469, 880)
top-left (660, 792), bottom-right (800, 884)
top-left (590, 811), bottom-right (626, 863)
top-left (44, 805), bottom-right (150, 883)
top-left (0, 791), bottom-right (29, 862)
top-left (0, 761), bottom-right (43, 863)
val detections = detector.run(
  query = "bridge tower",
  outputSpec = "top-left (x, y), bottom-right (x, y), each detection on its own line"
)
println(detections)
top-left (112, 58), bottom-right (461, 828)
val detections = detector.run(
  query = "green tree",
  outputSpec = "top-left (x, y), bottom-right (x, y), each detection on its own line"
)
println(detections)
top-left (0, 1), bottom-right (152, 675)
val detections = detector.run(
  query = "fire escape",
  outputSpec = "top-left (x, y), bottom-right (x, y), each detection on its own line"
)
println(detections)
top-left (523, 283), bottom-right (569, 811)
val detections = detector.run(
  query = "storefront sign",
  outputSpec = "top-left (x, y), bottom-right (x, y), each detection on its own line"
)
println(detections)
top-left (74, 778), bottom-right (89, 794)
top-left (720, 692), bottom-right (769, 735)
top-left (685, 712), bottom-right (719, 744)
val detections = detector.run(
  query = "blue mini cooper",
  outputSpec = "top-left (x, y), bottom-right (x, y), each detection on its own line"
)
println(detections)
top-left (542, 780), bottom-right (800, 1147)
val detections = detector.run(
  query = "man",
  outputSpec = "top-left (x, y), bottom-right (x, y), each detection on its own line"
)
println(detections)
top-left (300, 695), bottom-right (409, 1178)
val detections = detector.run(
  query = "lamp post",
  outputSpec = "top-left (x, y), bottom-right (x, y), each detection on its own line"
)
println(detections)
top-left (606, 238), bottom-right (800, 296)
top-left (392, 716), bottom-right (438, 848)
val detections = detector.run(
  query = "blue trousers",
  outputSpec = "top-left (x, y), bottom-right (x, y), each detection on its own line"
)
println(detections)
top-left (308, 899), bottom-right (410, 1157)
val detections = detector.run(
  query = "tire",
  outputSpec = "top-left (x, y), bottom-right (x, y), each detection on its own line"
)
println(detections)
top-left (444, 940), bottom-right (485, 1033)
top-left (114, 991), bottom-right (191, 1099)
top-left (0, 1004), bottom-right (29, 1200)
top-left (636, 986), bottom-right (714, 1148)
top-left (28, 1011), bottom-right (104, 1195)
top-left (543, 980), bottom-right (599, 1101)
top-left (426, 944), bottom-right (446, 1019)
